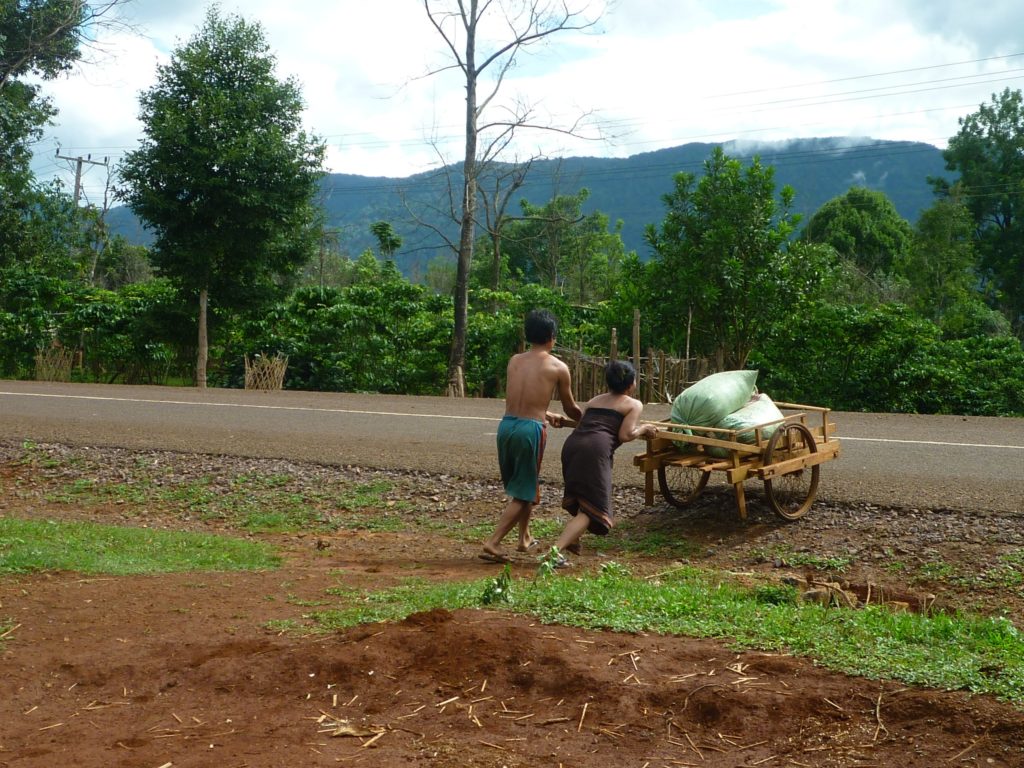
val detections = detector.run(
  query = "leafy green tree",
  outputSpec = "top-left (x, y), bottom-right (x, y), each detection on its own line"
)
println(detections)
top-left (370, 221), bottom-right (402, 261)
top-left (895, 197), bottom-right (977, 323)
top-left (0, 2), bottom-right (135, 376)
top-left (933, 88), bottom-right (1024, 333)
top-left (644, 146), bottom-right (830, 369)
top-left (1, 0), bottom-right (85, 186)
top-left (1, 1), bottom-right (129, 276)
top-left (800, 187), bottom-right (913, 276)
top-left (116, 7), bottom-right (326, 387)
top-left (94, 236), bottom-right (154, 289)
top-left (499, 189), bottom-right (627, 302)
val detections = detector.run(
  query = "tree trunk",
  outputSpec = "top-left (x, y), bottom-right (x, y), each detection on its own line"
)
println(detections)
top-left (196, 287), bottom-right (208, 389)
top-left (448, 180), bottom-right (475, 397)
top-left (446, 23), bottom-right (479, 398)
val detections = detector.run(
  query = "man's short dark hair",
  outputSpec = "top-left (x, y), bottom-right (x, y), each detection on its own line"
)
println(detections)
top-left (524, 309), bottom-right (558, 344)
top-left (605, 360), bottom-right (636, 394)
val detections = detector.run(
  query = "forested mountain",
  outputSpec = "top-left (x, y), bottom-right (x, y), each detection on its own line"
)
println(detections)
top-left (108, 137), bottom-right (952, 277)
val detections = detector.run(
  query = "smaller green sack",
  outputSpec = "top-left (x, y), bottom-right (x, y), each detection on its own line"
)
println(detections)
top-left (719, 393), bottom-right (785, 445)
top-left (670, 370), bottom-right (759, 427)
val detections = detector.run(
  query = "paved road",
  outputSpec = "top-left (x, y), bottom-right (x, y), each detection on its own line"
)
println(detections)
top-left (1, 380), bottom-right (1022, 514)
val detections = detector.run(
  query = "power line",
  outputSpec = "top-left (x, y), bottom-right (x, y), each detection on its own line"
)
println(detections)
top-left (54, 151), bottom-right (109, 206)
top-left (712, 51), bottom-right (1024, 97)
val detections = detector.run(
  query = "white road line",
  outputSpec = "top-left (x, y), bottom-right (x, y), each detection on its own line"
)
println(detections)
top-left (840, 435), bottom-right (1024, 450)
top-left (0, 391), bottom-right (498, 422)
top-left (3, 391), bottom-right (1023, 449)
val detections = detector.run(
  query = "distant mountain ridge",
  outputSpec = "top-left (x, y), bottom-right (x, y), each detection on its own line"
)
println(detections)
top-left (107, 137), bottom-right (952, 277)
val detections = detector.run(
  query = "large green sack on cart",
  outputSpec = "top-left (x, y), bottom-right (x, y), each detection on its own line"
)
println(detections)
top-left (670, 369), bottom-right (759, 428)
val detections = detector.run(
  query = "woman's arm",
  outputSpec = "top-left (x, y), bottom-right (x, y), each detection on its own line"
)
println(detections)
top-left (617, 399), bottom-right (657, 443)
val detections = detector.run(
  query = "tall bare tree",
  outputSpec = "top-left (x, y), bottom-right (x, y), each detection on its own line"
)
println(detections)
top-left (423, 0), bottom-right (601, 396)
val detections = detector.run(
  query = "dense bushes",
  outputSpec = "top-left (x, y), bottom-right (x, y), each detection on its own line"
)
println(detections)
top-left (241, 280), bottom-right (452, 395)
top-left (751, 302), bottom-right (1024, 416)
top-left (4, 258), bottom-right (1022, 416)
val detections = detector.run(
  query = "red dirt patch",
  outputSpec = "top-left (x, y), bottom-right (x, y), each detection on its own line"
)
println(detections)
top-left (2, 443), bottom-right (1024, 767)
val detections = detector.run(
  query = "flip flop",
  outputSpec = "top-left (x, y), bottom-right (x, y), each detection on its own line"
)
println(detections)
top-left (516, 539), bottom-right (540, 552)
top-left (478, 551), bottom-right (511, 564)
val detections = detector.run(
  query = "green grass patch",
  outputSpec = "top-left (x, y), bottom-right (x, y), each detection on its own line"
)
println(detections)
top-left (0, 517), bottom-right (280, 575)
top-left (335, 513), bottom-right (406, 533)
top-left (749, 545), bottom-right (853, 572)
top-left (923, 550), bottom-right (1024, 592)
top-left (335, 480), bottom-right (399, 510)
top-left (308, 563), bottom-right (1024, 703)
top-left (599, 524), bottom-right (703, 558)
top-left (42, 465), bottom-right (410, 534)
top-left (916, 560), bottom-right (957, 582)
top-left (447, 515), bottom-right (702, 559)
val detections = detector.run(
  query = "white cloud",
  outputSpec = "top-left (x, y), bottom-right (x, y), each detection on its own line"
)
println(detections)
top-left (28, 0), bottom-right (1024, 203)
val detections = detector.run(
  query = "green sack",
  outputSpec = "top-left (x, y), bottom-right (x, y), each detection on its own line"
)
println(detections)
top-left (670, 370), bottom-right (759, 427)
top-left (718, 393), bottom-right (785, 444)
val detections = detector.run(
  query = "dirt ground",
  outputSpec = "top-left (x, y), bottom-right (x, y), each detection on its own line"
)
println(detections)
top-left (2, 441), bottom-right (1024, 768)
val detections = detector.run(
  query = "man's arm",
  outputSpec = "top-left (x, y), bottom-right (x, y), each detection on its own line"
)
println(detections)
top-left (554, 363), bottom-right (583, 422)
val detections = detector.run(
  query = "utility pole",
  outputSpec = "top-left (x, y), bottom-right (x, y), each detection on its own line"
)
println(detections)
top-left (55, 151), bottom-right (108, 205)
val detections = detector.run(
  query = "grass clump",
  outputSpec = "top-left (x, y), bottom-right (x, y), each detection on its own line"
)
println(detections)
top-left (749, 545), bottom-right (853, 572)
top-left (0, 517), bottom-right (280, 575)
top-left (306, 565), bottom-right (1024, 704)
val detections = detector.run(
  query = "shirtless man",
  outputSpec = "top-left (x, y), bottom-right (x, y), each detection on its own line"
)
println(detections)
top-left (480, 309), bottom-right (583, 564)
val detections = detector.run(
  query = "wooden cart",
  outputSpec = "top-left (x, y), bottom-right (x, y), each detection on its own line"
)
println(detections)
top-left (633, 403), bottom-right (841, 520)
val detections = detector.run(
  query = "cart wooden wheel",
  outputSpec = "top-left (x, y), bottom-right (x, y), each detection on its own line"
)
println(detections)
top-left (657, 463), bottom-right (710, 508)
top-left (763, 422), bottom-right (820, 521)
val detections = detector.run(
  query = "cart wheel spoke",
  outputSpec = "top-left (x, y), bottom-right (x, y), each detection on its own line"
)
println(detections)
top-left (657, 463), bottom-right (709, 508)
top-left (763, 423), bottom-right (819, 521)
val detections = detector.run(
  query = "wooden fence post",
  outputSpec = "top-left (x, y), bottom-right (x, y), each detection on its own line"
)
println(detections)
top-left (632, 309), bottom-right (640, 372)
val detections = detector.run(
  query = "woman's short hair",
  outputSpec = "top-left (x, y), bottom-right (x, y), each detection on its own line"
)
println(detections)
top-left (524, 309), bottom-right (558, 344)
top-left (605, 360), bottom-right (636, 394)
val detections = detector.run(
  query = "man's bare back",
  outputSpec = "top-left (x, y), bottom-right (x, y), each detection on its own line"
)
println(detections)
top-left (504, 346), bottom-right (582, 423)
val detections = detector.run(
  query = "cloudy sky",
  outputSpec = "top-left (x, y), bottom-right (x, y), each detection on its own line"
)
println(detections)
top-left (29, 0), bottom-right (1024, 207)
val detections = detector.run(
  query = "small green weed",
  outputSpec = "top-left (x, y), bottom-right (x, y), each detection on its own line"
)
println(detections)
top-left (754, 583), bottom-right (799, 606)
top-left (265, 619), bottom-right (303, 633)
top-left (481, 564), bottom-right (513, 605)
top-left (916, 561), bottom-right (956, 582)
top-left (537, 545), bottom-right (565, 578)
